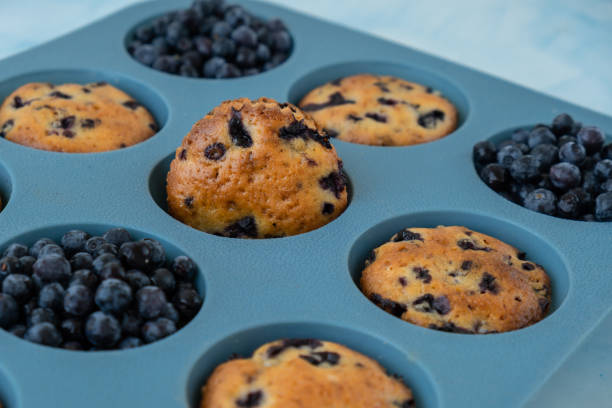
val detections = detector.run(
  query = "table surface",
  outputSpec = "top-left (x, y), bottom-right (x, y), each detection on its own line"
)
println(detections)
top-left (0, 1), bottom-right (610, 406)
top-left (0, 0), bottom-right (611, 117)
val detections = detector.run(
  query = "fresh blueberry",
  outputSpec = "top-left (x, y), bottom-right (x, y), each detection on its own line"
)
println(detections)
top-left (133, 44), bottom-right (157, 66)
top-left (549, 162), bottom-right (581, 191)
top-left (531, 144), bottom-right (558, 170)
top-left (143, 239), bottom-right (165, 268)
top-left (161, 302), bottom-right (180, 323)
top-left (93, 242), bottom-right (119, 258)
top-left (152, 268), bottom-right (176, 294)
top-left (142, 317), bottom-right (176, 343)
top-left (551, 113), bottom-right (574, 136)
top-left (557, 135), bottom-right (577, 147)
top-left (175, 37), bottom-right (194, 53)
top-left (3, 243), bottom-right (28, 258)
top-left (577, 126), bottom-right (605, 154)
top-left (558, 141), bottom-right (586, 165)
top-left (29, 238), bottom-right (55, 258)
top-left (528, 127), bottom-right (556, 148)
top-left (85, 311), bottom-right (121, 348)
top-left (511, 129), bottom-right (530, 144)
top-left (102, 228), bottom-right (132, 247)
top-left (173, 286), bottom-right (202, 319)
top-left (70, 269), bottom-right (98, 289)
top-left (231, 25), bottom-right (257, 47)
top-left (182, 50), bottom-right (204, 69)
top-left (70, 252), bottom-right (93, 271)
top-left (480, 163), bottom-right (507, 191)
top-left (180, 63), bottom-right (200, 77)
top-left (60, 230), bottom-right (90, 257)
top-left (28, 307), bottom-right (57, 327)
top-left (472, 141), bottom-right (497, 165)
top-left (19, 256), bottom-right (35, 276)
top-left (92, 253), bottom-right (119, 274)
top-left (25, 322), bottom-right (62, 347)
top-left (166, 21), bottom-right (189, 45)
top-left (63, 341), bottom-right (84, 350)
top-left (84, 236), bottom-right (107, 256)
top-left (38, 283), bottom-right (65, 311)
top-left (119, 337), bottom-right (143, 349)
top-left (497, 144), bottom-right (523, 167)
top-left (2, 274), bottom-right (32, 303)
top-left (64, 284), bottom-right (92, 316)
top-left (172, 256), bottom-right (197, 281)
top-left (266, 18), bottom-right (287, 32)
top-left (601, 179), bottom-right (612, 193)
top-left (33, 255), bottom-right (71, 284)
top-left (203, 56), bottom-right (226, 78)
top-left (235, 46), bottom-right (256, 67)
top-left (255, 43), bottom-right (271, 62)
top-left (1, 256), bottom-right (21, 279)
top-left (152, 55), bottom-right (181, 74)
top-left (0, 293), bottom-right (19, 328)
top-left (151, 36), bottom-right (170, 55)
top-left (595, 192), bottom-right (612, 221)
top-left (216, 62), bottom-right (240, 78)
top-left (193, 36), bottom-right (212, 57)
top-left (125, 270), bottom-right (152, 291)
top-left (510, 155), bottom-right (541, 183)
top-left (38, 244), bottom-right (65, 258)
top-left (98, 261), bottom-right (126, 281)
top-left (270, 30), bottom-right (291, 52)
top-left (60, 318), bottom-right (85, 341)
top-left (135, 25), bottom-right (154, 42)
top-left (136, 286), bottom-right (167, 319)
top-left (225, 6), bottom-right (251, 27)
top-left (557, 190), bottom-right (582, 219)
top-left (582, 171), bottom-right (602, 195)
top-left (121, 311), bottom-right (142, 337)
top-left (120, 241), bottom-right (155, 271)
top-left (594, 159), bottom-right (612, 180)
top-left (211, 21), bottom-right (232, 38)
top-left (212, 37), bottom-right (236, 58)
top-left (524, 188), bottom-right (557, 215)
top-left (95, 279), bottom-right (132, 314)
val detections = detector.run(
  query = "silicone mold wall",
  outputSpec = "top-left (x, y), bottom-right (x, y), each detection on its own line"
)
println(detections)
top-left (0, 1), bottom-right (610, 407)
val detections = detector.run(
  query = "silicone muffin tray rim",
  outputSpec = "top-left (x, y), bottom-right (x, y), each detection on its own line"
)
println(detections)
top-left (0, 1), bottom-right (610, 407)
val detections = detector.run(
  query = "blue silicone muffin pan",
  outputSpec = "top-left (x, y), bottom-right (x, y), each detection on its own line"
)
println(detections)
top-left (0, 1), bottom-right (610, 407)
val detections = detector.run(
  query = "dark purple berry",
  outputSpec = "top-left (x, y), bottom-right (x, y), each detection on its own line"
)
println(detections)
top-left (3, 243), bottom-right (28, 258)
top-left (172, 256), bottom-right (197, 281)
top-left (558, 142), bottom-right (586, 165)
top-left (136, 286), bottom-right (167, 319)
top-left (85, 311), bottom-right (121, 348)
top-left (0, 293), bottom-right (19, 328)
top-left (595, 192), bottom-right (612, 221)
top-left (594, 159), bottom-right (612, 180)
top-left (64, 284), bottom-right (92, 316)
top-left (25, 322), bottom-right (62, 347)
top-left (549, 162), bottom-right (581, 190)
top-left (103, 228), bottom-right (132, 247)
top-left (528, 127), bottom-right (556, 148)
top-left (524, 188), bottom-right (557, 215)
top-left (142, 317), bottom-right (176, 343)
top-left (577, 126), bottom-right (605, 154)
top-left (2, 274), bottom-right (33, 303)
top-left (497, 144), bottom-right (523, 167)
top-left (551, 113), bottom-right (574, 136)
top-left (152, 268), bottom-right (176, 294)
top-left (38, 283), bottom-right (65, 311)
top-left (510, 155), bottom-right (541, 183)
top-left (95, 279), bottom-right (132, 314)
top-left (480, 163), bottom-right (507, 191)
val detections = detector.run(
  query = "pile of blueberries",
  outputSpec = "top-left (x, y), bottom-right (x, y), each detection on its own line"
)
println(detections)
top-left (0, 228), bottom-right (202, 350)
top-left (473, 113), bottom-right (612, 221)
top-left (127, 0), bottom-right (292, 79)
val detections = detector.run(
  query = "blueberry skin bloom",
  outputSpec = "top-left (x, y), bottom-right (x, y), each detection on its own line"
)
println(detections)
top-left (524, 188), bottom-right (557, 215)
top-left (85, 311), bottom-right (121, 348)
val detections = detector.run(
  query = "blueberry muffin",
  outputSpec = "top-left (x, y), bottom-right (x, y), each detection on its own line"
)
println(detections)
top-left (298, 74), bottom-right (458, 146)
top-left (360, 226), bottom-right (551, 333)
top-left (0, 82), bottom-right (157, 152)
top-left (200, 339), bottom-right (415, 408)
top-left (166, 97), bottom-right (348, 238)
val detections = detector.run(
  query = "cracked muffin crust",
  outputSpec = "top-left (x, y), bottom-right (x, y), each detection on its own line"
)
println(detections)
top-left (360, 226), bottom-right (551, 333)
top-left (200, 339), bottom-right (415, 408)
top-left (0, 82), bottom-right (157, 152)
top-left (298, 74), bottom-right (458, 146)
top-left (167, 97), bottom-right (348, 238)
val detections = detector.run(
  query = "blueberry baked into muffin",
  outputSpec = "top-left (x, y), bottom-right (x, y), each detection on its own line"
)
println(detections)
top-left (298, 74), bottom-right (458, 146)
top-left (200, 339), bottom-right (415, 408)
top-left (0, 82), bottom-right (157, 152)
top-left (167, 97), bottom-right (348, 238)
top-left (360, 226), bottom-right (551, 333)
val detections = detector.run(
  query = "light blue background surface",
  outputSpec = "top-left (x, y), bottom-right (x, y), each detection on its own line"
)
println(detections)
top-left (0, 0), bottom-right (610, 116)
